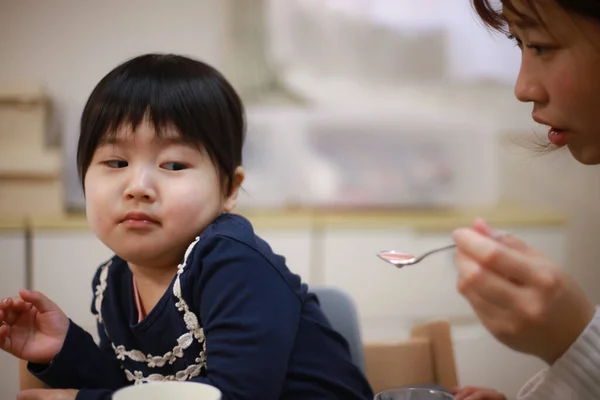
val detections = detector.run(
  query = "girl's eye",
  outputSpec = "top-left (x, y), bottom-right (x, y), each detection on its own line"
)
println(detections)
top-left (105, 160), bottom-right (128, 168)
top-left (162, 162), bottom-right (187, 171)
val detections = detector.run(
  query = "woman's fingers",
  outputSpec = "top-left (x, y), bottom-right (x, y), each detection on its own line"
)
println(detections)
top-left (457, 285), bottom-right (508, 330)
top-left (472, 218), bottom-right (495, 236)
top-left (455, 252), bottom-right (521, 309)
top-left (453, 228), bottom-right (541, 284)
top-left (472, 218), bottom-right (540, 255)
top-left (454, 251), bottom-right (526, 341)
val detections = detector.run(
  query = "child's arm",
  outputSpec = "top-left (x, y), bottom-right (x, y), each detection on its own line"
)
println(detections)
top-left (0, 290), bottom-right (69, 363)
top-left (23, 266), bottom-right (128, 394)
top-left (187, 235), bottom-right (305, 400)
top-left (26, 317), bottom-right (127, 393)
top-left (0, 290), bottom-right (120, 398)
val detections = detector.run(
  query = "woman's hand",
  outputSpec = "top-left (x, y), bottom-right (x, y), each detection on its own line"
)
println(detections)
top-left (0, 290), bottom-right (69, 364)
top-left (451, 386), bottom-right (506, 400)
top-left (17, 389), bottom-right (78, 400)
top-left (452, 218), bottom-right (596, 364)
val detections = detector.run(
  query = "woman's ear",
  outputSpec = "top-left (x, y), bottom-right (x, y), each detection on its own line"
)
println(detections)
top-left (223, 166), bottom-right (245, 212)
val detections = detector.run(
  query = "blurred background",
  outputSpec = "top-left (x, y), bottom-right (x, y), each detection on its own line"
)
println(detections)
top-left (1, 1), bottom-right (600, 399)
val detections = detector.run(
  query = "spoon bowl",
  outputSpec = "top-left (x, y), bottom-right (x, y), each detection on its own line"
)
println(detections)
top-left (377, 244), bottom-right (456, 268)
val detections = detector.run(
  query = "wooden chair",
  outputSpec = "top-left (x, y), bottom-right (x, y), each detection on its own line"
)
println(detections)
top-left (364, 319), bottom-right (459, 394)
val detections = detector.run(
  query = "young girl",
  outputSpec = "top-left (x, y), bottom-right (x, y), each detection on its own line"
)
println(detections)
top-left (0, 54), bottom-right (374, 400)
top-left (451, 0), bottom-right (600, 399)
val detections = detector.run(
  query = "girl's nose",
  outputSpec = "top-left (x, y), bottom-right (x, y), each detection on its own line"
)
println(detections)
top-left (123, 167), bottom-right (157, 202)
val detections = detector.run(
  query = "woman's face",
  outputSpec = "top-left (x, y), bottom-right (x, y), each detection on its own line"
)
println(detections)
top-left (506, 1), bottom-right (600, 164)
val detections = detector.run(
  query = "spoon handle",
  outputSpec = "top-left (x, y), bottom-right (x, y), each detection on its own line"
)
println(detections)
top-left (414, 243), bottom-right (457, 262)
top-left (415, 231), bottom-right (511, 262)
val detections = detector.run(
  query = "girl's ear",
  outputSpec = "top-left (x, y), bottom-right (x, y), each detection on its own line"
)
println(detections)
top-left (223, 166), bottom-right (245, 212)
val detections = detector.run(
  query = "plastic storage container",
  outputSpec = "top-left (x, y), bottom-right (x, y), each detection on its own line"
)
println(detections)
top-left (238, 104), bottom-right (499, 210)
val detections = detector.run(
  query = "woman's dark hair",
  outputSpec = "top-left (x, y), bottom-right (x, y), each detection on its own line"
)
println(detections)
top-left (471, 0), bottom-right (600, 33)
top-left (77, 53), bottom-right (245, 194)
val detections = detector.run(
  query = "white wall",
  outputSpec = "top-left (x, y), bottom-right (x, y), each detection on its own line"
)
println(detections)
top-left (0, 0), bottom-right (224, 132)
top-left (0, 231), bottom-right (26, 400)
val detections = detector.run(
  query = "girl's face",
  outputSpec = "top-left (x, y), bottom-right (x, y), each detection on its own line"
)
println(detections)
top-left (84, 120), bottom-right (244, 270)
top-left (506, 0), bottom-right (600, 164)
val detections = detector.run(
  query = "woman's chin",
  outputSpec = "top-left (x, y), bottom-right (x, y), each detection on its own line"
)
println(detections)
top-left (567, 142), bottom-right (600, 165)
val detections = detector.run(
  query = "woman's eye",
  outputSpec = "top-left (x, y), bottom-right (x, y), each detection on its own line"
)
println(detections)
top-left (507, 34), bottom-right (552, 56)
top-left (162, 162), bottom-right (187, 171)
top-left (105, 160), bottom-right (128, 168)
top-left (527, 44), bottom-right (550, 56)
top-left (507, 34), bottom-right (523, 49)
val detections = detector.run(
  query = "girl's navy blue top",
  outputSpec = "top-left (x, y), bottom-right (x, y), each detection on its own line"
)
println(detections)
top-left (28, 213), bottom-right (374, 400)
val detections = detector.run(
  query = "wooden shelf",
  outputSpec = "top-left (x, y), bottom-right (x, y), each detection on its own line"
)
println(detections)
top-left (17, 203), bottom-right (567, 231)
top-left (0, 82), bottom-right (49, 106)
top-left (0, 170), bottom-right (60, 182)
top-left (0, 96), bottom-right (49, 107)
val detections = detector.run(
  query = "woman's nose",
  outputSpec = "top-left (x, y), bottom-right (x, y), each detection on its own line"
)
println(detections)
top-left (514, 57), bottom-right (548, 104)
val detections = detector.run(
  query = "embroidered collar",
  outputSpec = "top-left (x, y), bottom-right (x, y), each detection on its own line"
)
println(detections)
top-left (92, 236), bottom-right (207, 384)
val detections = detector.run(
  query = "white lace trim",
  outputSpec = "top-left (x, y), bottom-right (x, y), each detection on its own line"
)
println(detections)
top-left (93, 236), bottom-right (207, 384)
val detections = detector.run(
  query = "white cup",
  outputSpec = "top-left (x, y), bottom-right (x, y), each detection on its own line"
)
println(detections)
top-left (112, 382), bottom-right (222, 400)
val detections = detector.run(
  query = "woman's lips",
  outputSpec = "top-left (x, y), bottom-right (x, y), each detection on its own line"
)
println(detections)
top-left (532, 115), bottom-right (569, 147)
top-left (548, 127), bottom-right (569, 146)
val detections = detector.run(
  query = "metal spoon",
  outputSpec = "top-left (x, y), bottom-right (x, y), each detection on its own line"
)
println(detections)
top-left (377, 232), bottom-right (509, 268)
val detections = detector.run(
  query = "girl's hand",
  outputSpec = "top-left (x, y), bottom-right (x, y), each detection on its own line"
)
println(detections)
top-left (452, 218), bottom-right (596, 365)
top-left (17, 389), bottom-right (78, 400)
top-left (451, 386), bottom-right (506, 400)
top-left (0, 290), bottom-right (69, 364)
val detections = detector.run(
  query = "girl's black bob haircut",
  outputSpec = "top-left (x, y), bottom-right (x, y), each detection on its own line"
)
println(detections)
top-left (77, 53), bottom-right (245, 194)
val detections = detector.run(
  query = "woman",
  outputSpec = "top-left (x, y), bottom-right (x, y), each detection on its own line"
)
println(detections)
top-left (451, 1), bottom-right (600, 399)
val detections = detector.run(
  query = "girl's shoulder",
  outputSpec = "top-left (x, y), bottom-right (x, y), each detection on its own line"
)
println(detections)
top-left (179, 213), bottom-right (307, 302)
top-left (186, 212), bottom-right (275, 270)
